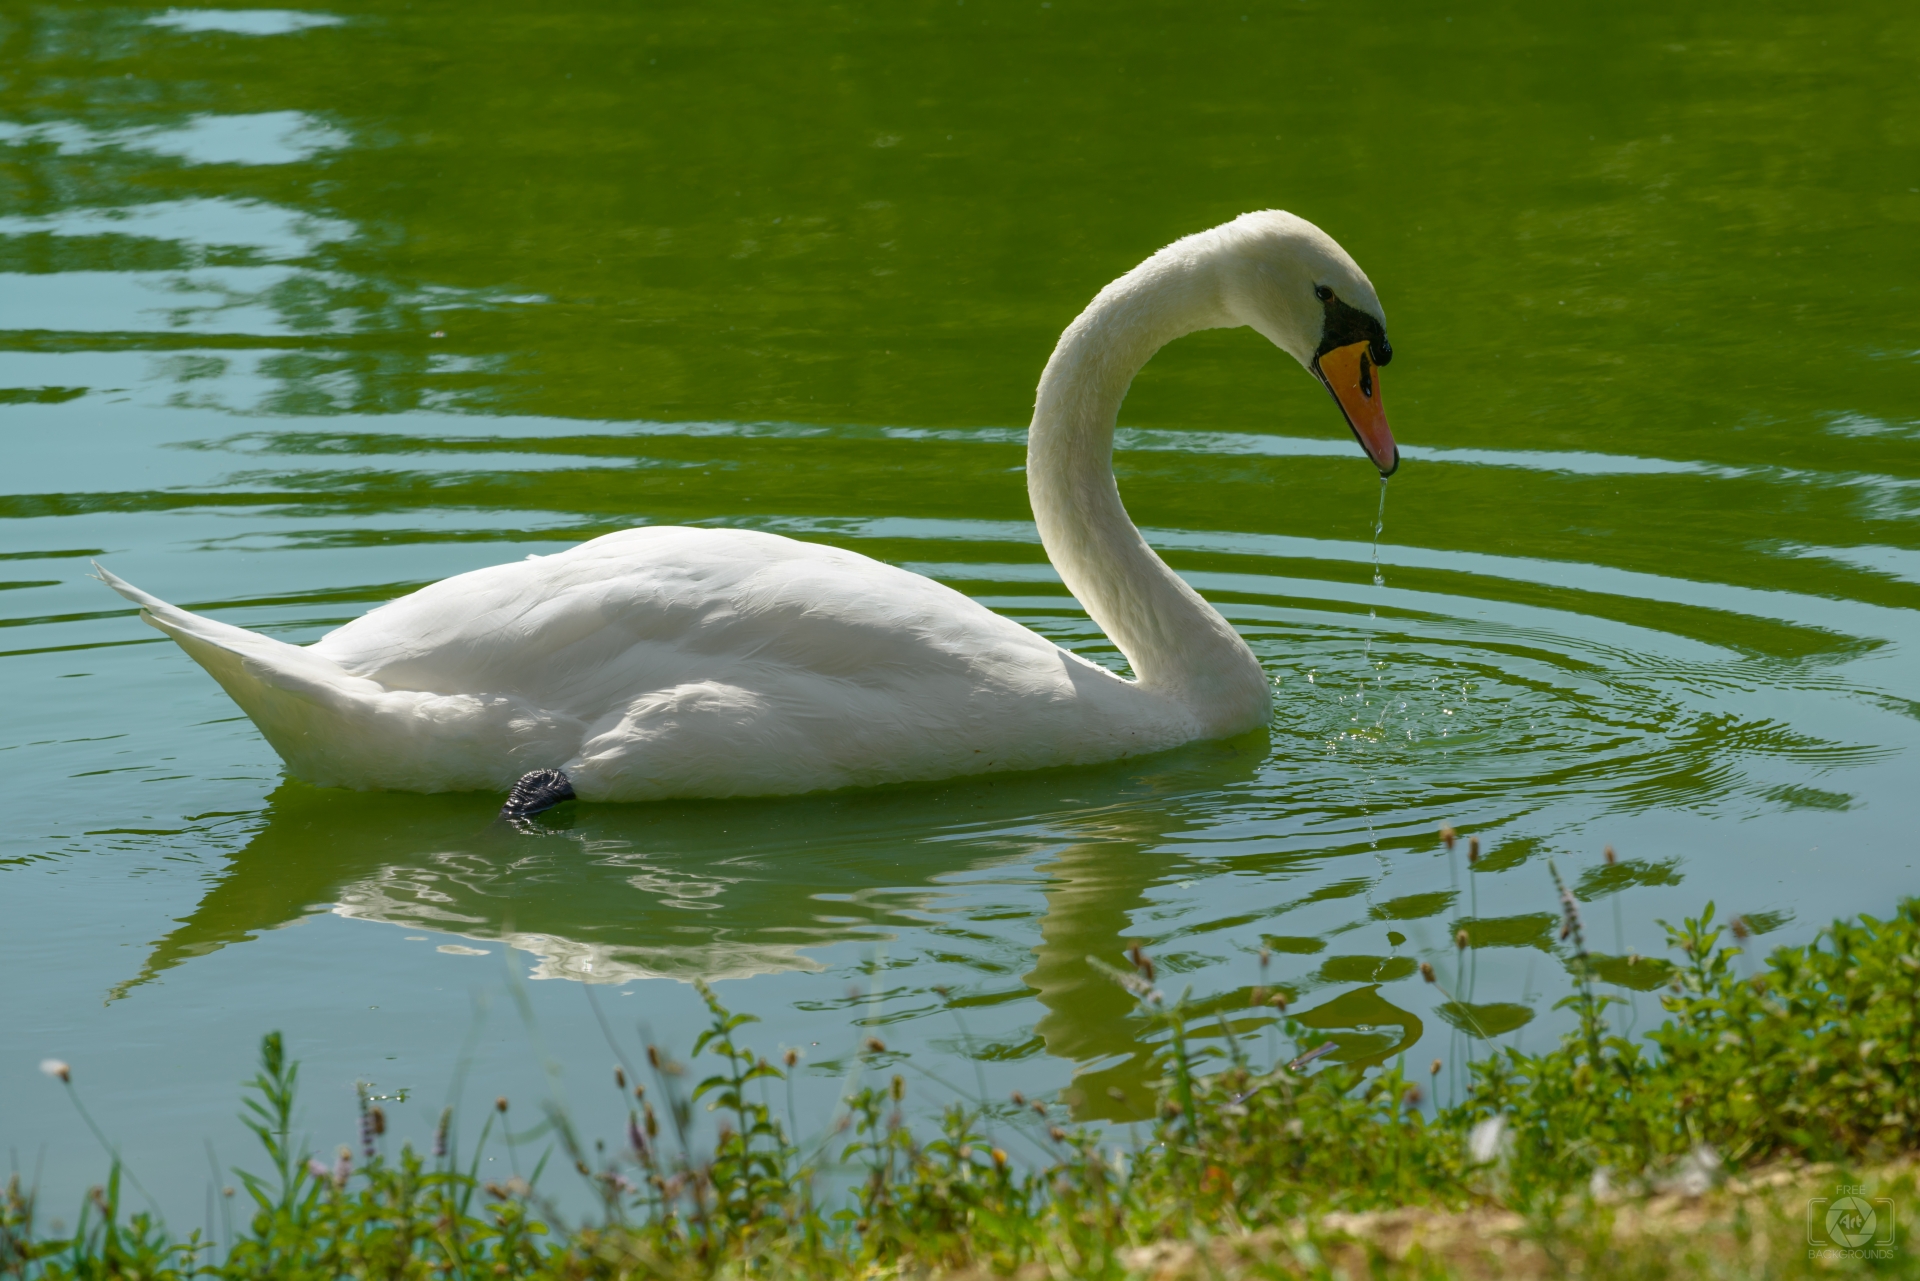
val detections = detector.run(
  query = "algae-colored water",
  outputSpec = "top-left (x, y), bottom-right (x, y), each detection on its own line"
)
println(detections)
top-left (4, 1), bottom-right (1917, 1220)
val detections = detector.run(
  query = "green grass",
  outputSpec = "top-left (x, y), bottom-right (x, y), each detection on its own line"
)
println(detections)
top-left (8, 886), bottom-right (1920, 1279)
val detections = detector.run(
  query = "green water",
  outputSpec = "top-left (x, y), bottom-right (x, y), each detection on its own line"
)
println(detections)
top-left (5, 0), bottom-right (1919, 1219)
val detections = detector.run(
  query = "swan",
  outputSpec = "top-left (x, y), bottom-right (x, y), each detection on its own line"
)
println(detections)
top-left (99, 210), bottom-right (1396, 817)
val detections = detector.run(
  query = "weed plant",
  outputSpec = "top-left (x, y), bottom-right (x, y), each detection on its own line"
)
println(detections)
top-left (6, 893), bottom-right (1920, 1279)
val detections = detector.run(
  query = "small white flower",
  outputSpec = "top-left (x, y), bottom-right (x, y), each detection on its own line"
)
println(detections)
top-left (39, 1059), bottom-right (70, 1083)
top-left (1655, 1144), bottom-right (1723, 1197)
top-left (1467, 1115), bottom-right (1510, 1165)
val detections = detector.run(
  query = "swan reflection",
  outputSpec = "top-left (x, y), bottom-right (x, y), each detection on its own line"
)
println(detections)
top-left (124, 738), bottom-right (1444, 1116)
top-left (125, 742), bottom-right (1249, 988)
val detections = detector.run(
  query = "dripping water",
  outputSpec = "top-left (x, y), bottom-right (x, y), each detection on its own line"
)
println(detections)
top-left (1354, 476), bottom-right (1392, 845)
top-left (1363, 475), bottom-right (1389, 655)
top-left (1370, 475), bottom-right (1388, 588)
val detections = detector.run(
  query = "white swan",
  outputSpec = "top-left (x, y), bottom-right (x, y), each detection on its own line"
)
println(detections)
top-left (100, 210), bottom-right (1396, 813)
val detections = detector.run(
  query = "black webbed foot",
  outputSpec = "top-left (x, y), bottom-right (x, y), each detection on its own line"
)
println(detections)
top-left (499, 768), bottom-right (576, 822)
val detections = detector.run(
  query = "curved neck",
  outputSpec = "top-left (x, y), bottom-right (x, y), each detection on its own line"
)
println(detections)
top-left (1027, 245), bottom-right (1271, 735)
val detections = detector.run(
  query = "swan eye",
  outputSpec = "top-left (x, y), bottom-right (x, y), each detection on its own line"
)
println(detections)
top-left (1314, 284), bottom-right (1334, 302)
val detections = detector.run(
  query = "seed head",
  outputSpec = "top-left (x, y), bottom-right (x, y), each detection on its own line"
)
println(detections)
top-left (370, 1105), bottom-right (386, 1137)
top-left (39, 1059), bottom-right (70, 1084)
top-left (1468, 837), bottom-right (1479, 863)
top-left (1127, 942), bottom-right (1156, 982)
top-left (783, 1048), bottom-right (799, 1068)
top-left (1730, 915), bottom-right (1750, 941)
top-left (1270, 992), bottom-right (1288, 1011)
top-left (890, 1074), bottom-right (904, 1102)
top-left (1420, 961), bottom-right (1436, 983)
top-left (614, 1067), bottom-right (626, 1090)
top-left (1010, 1091), bottom-right (1025, 1106)
top-left (495, 1096), bottom-right (509, 1114)
top-left (862, 1037), bottom-right (886, 1055)
top-left (1440, 826), bottom-right (1457, 851)
top-left (1430, 1058), bottom-right (1442, 1077)
top-left (1455, 929), bottom-right (1470, 950)
top-left (1604, 845), bottom-right (1617, 865)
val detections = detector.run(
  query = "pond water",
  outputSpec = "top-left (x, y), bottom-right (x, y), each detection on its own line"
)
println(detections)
top-left (5, 0), bottom-right (1918, 1224)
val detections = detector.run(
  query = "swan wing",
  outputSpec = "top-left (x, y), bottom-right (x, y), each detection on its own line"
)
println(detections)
top-left (311, 527), bottom-right (1077, 714)
top-left (309, 527), bottom-right (1183, 797)
top-left (101, 529), bottom-right (1192, 799)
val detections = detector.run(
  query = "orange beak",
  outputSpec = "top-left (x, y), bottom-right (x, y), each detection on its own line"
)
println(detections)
top-left (1313, 340), bottom-right (1398, 477)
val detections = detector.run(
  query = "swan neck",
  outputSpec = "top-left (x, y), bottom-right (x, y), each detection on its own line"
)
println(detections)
top-left (1026, 251), bottom-right (1270, 734)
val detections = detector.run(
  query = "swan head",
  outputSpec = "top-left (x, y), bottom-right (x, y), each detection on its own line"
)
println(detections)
top-left (1210, 210), bottom-right (1398, 476)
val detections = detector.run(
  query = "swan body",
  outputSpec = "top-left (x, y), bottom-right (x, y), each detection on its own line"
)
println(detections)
top-left (97, 530), bottom-right (1195, 799)
top-left (102, 210), bottom-right (1396, 803)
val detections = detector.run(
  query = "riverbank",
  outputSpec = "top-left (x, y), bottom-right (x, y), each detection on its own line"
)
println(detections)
top-left (1118, 1158), bottom-right (1917, 1279)
top-left (8, 889), bottom-right (1918, 1279)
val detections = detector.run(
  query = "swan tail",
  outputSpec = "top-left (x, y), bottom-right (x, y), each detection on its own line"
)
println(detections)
top-left (94, 562), bottom-right (359, 704)
top-left (93, 563), bottom-right (576, 792)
